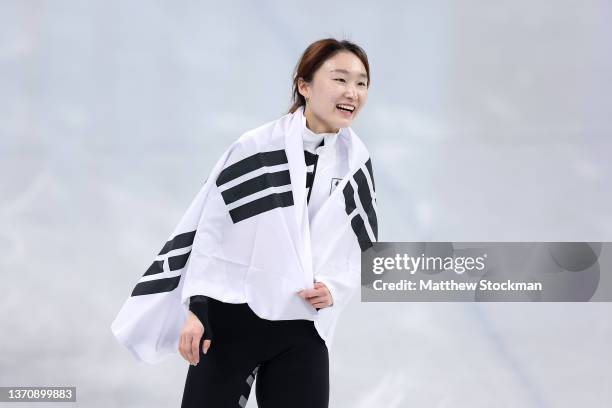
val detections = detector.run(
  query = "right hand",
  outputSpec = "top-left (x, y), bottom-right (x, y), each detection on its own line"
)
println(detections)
top-left (178, 311), bottom-right (212, 365)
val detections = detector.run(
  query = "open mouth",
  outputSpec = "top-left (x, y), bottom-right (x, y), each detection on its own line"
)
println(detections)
top-left (336, 104), bottom-right (355, 115)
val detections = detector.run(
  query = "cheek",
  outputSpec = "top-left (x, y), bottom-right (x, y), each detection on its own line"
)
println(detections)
top-left (312, 88), bottom-right (334, 108)
top-left (359, 92), bottom-right (369, 107)
top-left (324, 84), bottom-right (342, 99)
top-left (323, 89), bottom-right (338, 103)
top-left (318, 95), bottom-right (337, 112)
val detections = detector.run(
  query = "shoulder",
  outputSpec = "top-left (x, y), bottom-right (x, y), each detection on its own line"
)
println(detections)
top-left (222, 112), bottom-right (293, 165)
top-left (235, 112), bottom-right (293, 149)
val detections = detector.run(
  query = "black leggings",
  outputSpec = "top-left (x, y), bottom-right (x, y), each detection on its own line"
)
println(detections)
top-left (181, 298), bottom-right (329, 408)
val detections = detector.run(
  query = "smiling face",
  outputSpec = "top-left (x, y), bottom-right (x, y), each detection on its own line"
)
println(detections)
top-left (298, 51), bottom-right (369, 133)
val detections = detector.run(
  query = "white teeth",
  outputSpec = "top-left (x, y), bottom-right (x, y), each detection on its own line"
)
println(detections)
top-left (337, 104), bottom-right (355, 112)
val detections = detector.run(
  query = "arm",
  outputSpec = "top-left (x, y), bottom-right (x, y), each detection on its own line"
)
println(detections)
top-left (178, 296), bottom-right (213, 365)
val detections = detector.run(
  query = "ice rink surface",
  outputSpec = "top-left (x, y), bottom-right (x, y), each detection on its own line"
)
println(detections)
top-left (1, 1), bottom-right (611, 406)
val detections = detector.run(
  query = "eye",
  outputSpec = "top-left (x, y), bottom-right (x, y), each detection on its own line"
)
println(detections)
top-left (334, 78), bottom-right (346, 83)
top-left (358, 82), bottom-right (367, 87)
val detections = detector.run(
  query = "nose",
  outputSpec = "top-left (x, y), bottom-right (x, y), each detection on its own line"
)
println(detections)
top-left (344, 83), bottom-right (358, 100)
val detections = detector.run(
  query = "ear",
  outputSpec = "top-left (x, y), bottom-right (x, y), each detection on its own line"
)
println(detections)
top-left (297, 77), bottom-right (310, 100)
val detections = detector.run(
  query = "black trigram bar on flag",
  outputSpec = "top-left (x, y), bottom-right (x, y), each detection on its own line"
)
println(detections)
top-left (216, 149), bottom-right (294, 223)
top-left (132, 230), bottom-right (197, 296)
top-left (342, 158), bottom-right (378, 251)
top-left (304, 150), bottom-right (319, 204)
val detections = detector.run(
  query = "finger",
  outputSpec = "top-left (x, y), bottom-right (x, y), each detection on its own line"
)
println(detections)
top-left (191, 335), bottom-right (200, 365)
top-left (311, 296), bottom-right (330, 306)
top-left (184, 335), bottom-right (194, 364)
top-left (307, 295), bottom-right (326, 303)
top-left (179, 334), bottom-right (188, 362)
top-left (313, 287), bottom-right (328, 297)
top-left (203, 339), bottom-right (212, 355)
top-left (313, 301), bottom-right (329, 308)
top-left (300, 288), bottom-right (318, 298)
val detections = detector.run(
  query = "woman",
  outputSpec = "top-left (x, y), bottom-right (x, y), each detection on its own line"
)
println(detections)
top-left (111, 38), bottom-right (377, 408)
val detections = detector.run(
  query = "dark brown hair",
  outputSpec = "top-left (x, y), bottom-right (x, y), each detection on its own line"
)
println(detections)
top-left (288, 38), bottom-right (370, 113)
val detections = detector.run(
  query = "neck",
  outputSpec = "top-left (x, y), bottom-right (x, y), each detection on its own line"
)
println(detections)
top-left (304, 105), bottom-right (339, 134)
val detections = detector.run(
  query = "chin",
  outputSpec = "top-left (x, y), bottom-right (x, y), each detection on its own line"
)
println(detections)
top-left (330, 122), bottom-right (348, 130)
top-left (330, 117), bottom-right (352, 128)
top-left (338, 118), bottom-right (354, 128)
top-left (321, 119), bottom-right (344, 131)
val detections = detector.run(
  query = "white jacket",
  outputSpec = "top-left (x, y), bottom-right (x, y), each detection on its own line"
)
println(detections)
top-left (111, 107), bottom-right (378, 363)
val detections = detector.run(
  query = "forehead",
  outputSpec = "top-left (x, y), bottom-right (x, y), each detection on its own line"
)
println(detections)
top-left (319, 51), bottom-right (367, 78)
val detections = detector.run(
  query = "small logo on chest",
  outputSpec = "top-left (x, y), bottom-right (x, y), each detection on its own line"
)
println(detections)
top-left (330, 178), bottom-right (342, 195)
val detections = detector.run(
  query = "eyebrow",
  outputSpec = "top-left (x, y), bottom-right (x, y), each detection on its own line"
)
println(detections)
top-left (330, 69), bottom-right (368, 79)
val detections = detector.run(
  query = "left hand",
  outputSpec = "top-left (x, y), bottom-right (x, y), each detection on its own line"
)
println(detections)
top-left (298, 281), bottom-right (333, 309)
